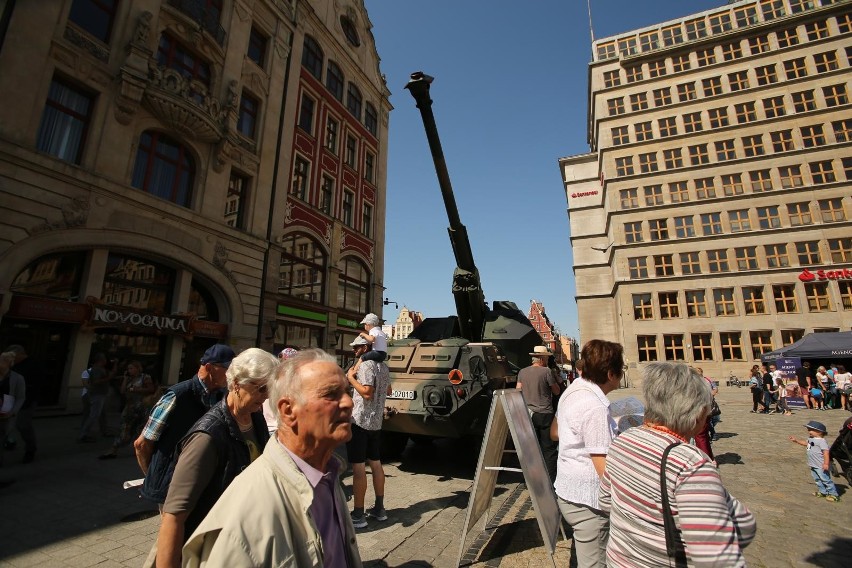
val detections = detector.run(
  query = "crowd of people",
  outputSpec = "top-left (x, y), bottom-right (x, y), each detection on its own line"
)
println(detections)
top-left (750, 361), bottom-right (852, 414)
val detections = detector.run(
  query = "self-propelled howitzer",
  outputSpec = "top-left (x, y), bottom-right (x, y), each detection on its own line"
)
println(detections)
top-left (380, 73), bottom-right (543, 454)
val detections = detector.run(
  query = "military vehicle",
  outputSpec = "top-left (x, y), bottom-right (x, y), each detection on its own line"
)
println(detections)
top-left (381, 72), bottom-right (544, 455)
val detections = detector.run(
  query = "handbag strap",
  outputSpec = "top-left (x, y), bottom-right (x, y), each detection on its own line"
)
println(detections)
top-left (660, 442), bottom-right (688, 568)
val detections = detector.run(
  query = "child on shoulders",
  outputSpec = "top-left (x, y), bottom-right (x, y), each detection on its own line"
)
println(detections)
top-left (355, 313), bottom-right (387, 367)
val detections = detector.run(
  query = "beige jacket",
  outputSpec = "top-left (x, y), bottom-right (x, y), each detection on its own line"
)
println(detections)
top-left (182, 437), bottom-right (362, 568)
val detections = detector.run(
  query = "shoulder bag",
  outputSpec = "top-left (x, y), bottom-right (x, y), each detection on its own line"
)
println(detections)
top-left (661, 442), bottom-right (688, 568)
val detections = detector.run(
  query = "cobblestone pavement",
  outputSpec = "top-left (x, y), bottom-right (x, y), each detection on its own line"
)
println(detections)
top-left (1, 385), bottom-right (849, 567)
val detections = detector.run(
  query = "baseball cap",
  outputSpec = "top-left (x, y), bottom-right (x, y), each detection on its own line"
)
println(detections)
top-left (279, 347), bottom-right (299, 360)
top-left (803, 420), bottom-right (827, 434)
top-left (200, 344), bottom-right (236, 368)
top-left (360, 313), bottom-right (380, 326)
top-left (350, 336), bottom-right (370, 347)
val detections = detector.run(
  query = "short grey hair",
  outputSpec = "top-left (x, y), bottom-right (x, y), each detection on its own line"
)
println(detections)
top-left (268, 349), bottom-right (337, 423)
top-left (225, 348), bottom-right (279, 391)
top-left (643, 362), bottom-right (712, 436)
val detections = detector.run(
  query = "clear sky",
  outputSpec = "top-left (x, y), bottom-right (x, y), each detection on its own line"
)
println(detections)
top-left (365, 0), bottom-right (722, 340)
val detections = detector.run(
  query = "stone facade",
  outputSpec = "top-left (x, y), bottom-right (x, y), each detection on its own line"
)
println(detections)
top-left (392, 306), bottom-right (423, 340)
top-left (0, 0), bottom-right (388, 411)
top-left (561, 0), bottom-right (852, 381)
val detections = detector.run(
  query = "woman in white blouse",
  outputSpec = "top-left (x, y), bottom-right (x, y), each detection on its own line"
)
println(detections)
top-left (550, 339), bottom-right (624, 568)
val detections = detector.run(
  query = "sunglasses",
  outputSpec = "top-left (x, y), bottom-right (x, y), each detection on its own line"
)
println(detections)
top-left (246, 382), bottom-right (269, 394)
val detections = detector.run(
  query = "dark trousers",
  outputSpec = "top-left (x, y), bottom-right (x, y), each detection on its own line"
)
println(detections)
top-left (530, 411), bottom-right (557, 483)
top-left (751, 389), bottom-right (763, 411)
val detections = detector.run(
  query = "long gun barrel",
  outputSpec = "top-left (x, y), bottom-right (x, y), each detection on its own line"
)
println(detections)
top-left (406, 72), bottom-right (487, 342)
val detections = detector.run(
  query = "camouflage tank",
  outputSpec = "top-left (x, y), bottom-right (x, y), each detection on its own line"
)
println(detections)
top-left (381, 72), bottom-right (543, 454)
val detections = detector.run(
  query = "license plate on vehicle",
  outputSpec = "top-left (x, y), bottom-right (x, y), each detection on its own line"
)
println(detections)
top-left (388, 390), bottom-right (415, 400)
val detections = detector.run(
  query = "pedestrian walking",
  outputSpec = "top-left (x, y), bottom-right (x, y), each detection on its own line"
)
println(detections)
top-left (0, 352), bottom-right (26, 468)
top-left (78, 353), bottom-right (112, 443)
top-left (789, 420), bottom-right (840, 502)
top-left (516, 345), bottom-right (561, 482)
top-left (3, 345), bottom-right (43, 463)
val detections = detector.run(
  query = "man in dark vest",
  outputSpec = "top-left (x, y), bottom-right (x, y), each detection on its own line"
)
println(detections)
top-left (516, 345), bottom-right (562, 482)
top-left (133, 344), bottom-right (234, 506)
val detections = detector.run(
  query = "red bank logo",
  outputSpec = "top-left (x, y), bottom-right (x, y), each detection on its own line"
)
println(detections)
top-left (571, 190), bottom-right (599, 198)
top-left (798, 268), bottom-right (852, 281)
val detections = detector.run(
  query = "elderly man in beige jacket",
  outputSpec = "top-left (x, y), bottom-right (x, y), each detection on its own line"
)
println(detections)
top-left (182, 349), bottom-right (362, 568)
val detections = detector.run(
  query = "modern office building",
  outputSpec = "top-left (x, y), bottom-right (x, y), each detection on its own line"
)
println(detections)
top-left (0, 0), bottom-right (389, 412)
top-left (560, 0), bottom-right (851, 380)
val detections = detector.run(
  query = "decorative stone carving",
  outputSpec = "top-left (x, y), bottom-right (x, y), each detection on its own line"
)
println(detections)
top-left (340, 232), bottom-right (347, 251)
top-left (143, 67), bottom-right (229, 142)
top-left (63, 25), bottom-right (110, 63)
top-left (284, 201), bottom-right (294, 224)
top-left (132, 11), bottom-right (152, 46)
top-left (324, 223), bottom-right (332, 245)
top-left (212, 241), bottom-right (238, 285)
top-left (30, 196), bottom-right (90, 234)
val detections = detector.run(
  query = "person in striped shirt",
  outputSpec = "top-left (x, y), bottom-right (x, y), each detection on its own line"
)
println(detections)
top-left (599, 362), bottom-right (756, 567)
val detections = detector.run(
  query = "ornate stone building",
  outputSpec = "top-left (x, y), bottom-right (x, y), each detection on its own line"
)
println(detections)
top-left (0, 0), bottom-right (389, 411)
top-left (527, 300), bottom-right (568, 364)
top-left (392, 306), bottom-right (423, 340)
top-left (561, 0), bottom-right (851, 381)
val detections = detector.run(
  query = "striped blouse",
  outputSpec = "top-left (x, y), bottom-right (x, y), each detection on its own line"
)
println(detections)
top-left (599, 426), bottom-right (756, 567)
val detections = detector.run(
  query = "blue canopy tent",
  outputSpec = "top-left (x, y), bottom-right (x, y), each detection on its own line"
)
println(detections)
top-left (760, 331), bottom-right (852, 362)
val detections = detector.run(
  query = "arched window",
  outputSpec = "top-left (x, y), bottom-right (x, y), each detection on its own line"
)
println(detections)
top-left (326, 61), bottom-right (344, 101)
top-left (279, 233), bottom-right (326, 303)
top-left (11, 251), bottom-right (86, 300)
top-left (302, 35), bottom-right (323, 81)
top-left (131, 131), bottom-right (196, 207)
top-left (364, 102), bottom-right (377, 136)
top-left (346, 83), bottom-right (362, 120)
top-left (337, 256), bottom-right (369, 313)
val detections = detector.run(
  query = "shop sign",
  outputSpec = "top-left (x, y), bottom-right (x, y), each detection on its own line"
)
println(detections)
top-left (276, 304), bottom-right (328, 323)
top-left (7, 295), bottom-right (90, 323)
top-left (337, 317), bottom-right (359, 329)
top-left (191, 319), bottom-right (228, 339)
top-left (87, 299), bottom-right (190, 336)
top-left (570, 190), bottom-right (599, 198)
top-left (798, 268), bottom-right (852, 282)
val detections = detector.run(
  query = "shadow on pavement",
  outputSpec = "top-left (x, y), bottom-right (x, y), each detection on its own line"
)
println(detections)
top-left (804, 536), bottom-right (852, 568)
top-left (715, 452), bottom-right (744, 465)
top-left (714, 432), bottom-right (738, 439)
top-left (365, 561), bottom-right (432, 567)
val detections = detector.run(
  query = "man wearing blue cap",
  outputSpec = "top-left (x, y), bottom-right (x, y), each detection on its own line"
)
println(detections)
top-left (133, 343), bottom-right (234, 506)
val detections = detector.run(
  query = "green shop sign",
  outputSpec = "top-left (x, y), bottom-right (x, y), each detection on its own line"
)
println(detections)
top-left (276, 305), bottom-right (327, 323)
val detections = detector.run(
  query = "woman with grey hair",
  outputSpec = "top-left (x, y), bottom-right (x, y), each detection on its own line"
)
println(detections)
top-left (599, 362), bottom-right (756, 567)
top-left (155, 348), bottom-right (277, 568)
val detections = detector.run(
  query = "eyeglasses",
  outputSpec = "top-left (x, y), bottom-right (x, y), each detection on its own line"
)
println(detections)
top-left (245, 381), bottom-right (268, 394)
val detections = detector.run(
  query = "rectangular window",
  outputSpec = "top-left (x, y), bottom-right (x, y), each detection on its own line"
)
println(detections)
top-left (677, 82), bottom-right (696, 102)
top-left (715, 140), bottom-right (736, 161)
top-left (711, 13), bottom-right (733, 34)
top-left (814, 51), bottom-right (839, 74)
top-left (648, 60), bottom-right (667, 78)
top-left (685, 291), bottom-right (707, 317)
top-left (658, 117), bottom-right (677, 137)
top-left (68, 0), bottom-right (118, 43)
top-left (325, 117), bottom-right (338, 153)
top-left (762, 96), bottom-right (785, 118)
top-left (638, 152), bottom-right (658, 173)
top-left (714, 289), bottom-right (737, 316)
top-left (696, 48), bottom-right (716, 67)
top-left (291, 156), bottom-right (310, 200)
top-left (649, 219), bottom-right (668, 241)
top-left (749, 35), bottom-right (770, 54)
top-left (247, 26), bottom-right (268, 68)
top-left (757, 206), bottom-right (781, 229)
top-left (784, 58), bottom-right (808, 80)
top-left (743, 286), bottom-right (766, 314)
top-left (771, 130), bottom-right (794, 152)
top-left (779, 165), bottom-right (803, 188)
top-left (668, 181), bottom-right (689, 202)
top-left (345, 135), bottom-right (357, 169)
top-left (773, 284), bottom-right (798, 313)
top-left (788, 202), bottom-right (812, 226)
top-left (735, 102), bottom-right (756, 123)
top-left (597, 42), bottom-right (616, 60)
top-left (663, 149), bottom-right (683, 170)
top-left (36, 77), bottom-right (94, 164)
top-left (782, 329), bottom-right (805, 346)
top-left (607, 97), bottom-right (625, 116)
top-left (633, 293), bottom-right (653, 320)
top-left (620, 188), bottom-right (638, 209)
top-left (761, 0), bottom-right (786, 20)
top-left (721, 174), bottom-right (744, 196)
top-left (659, 292), bottom-right (679, 319)
top-left (680, 251), bottom-right (701, 274)
top-left (624, 221), bottom-right (643, 243)
top-left (654, 254), bottom-right (674, 277)
top-left (741, 134), bottom-right (765, 157)
top-left (364, 151), bottom-right (376, 183)
top-left (615, 156), bottom-right (634, 177)
top-left (688, 144), bottom-right (708, 165)
top-left (637, 336), bottom-right (659, 363)
top-left (663, 335), bottom-right (685, 361)
top-left (603, 70), bottom-right (621, 88)
top-left (845, 158), bottom-right (852, 180)
top-left (362, 203), bottom-right (373, 238)
top-left (721, 42), bottom-right (742, 61)
top-left (625, 65), bottom-right (643, 83)
top-left (628, 257), bottom-right (648, 279)
top-left (224, 171), bottom-right (249, 229)
top-left (839, 12), bottom-right (852, 34)
top-left (611, 126), bottom-right (630, 146)
top-left (728, 71), bottom-right (749, 91)
top-left (829, 238), bottom-right (852, 262)
top-left (630, 92), bottom-right (648, 111)
top-left (238, 91), bottom-right (259, 139)
top-left (792, 90), bottom-right (816, 112)
top-left (662, 25), bottom-right (683, 47)
top-left (833, 120), bottom-right (852, 143)
top-left (618, 36), bottom-right (638, 56)
top-left (750, 331), bottom-right (774, 360)
top-left (736, 246), bottom-right (759, 270)
top-left (342, 190), bottom-right (354, 227)
top-left (639, 31), bottom-right (659, 52)
top-left (691, 333), bottom-right (713, 360)
top-left (729, 210), bottom-right (751, 232)
top-left (790, 0), bottom-right (816, 14)
top-left (735, 5), bottom-right (758, 27)
top-left (809, 161), bottom-right (836, 184)
top-left (672, 54), bottom-right (690, 72)
top-left (634, 121), bottom-right (653, 142)
top-left (701, 212), bottom-right (722, 235)
top-left (777, 27), bottom-right (799, 48)
top-left (298, 93), bottom-right (315, 133)
top-left (695, 177), bottom-right (716, 199)
top-left (801, 124), bottom-right (826, 148)
top-left (702, 76), bottom-right (723, 97)
top-left (840, 282), bottom-right (852, 311)
top-left (707, 249), bottom-right (730, 273)
top-left (765, 244), bottom-right (790, 268)
top-left (685, 18), bottom-right (707, 40)
top-left (819, 198), bottom-right (845, 222)
top-left (749, 170), bottom-right (773, 192)
top-left (674, 216), bottom-right (695, 238)
top-left (824, 84), bottom-right (849, 107)
top-left (708, 107), bottom-right (729, 128)
top-left (653, 87), bottom-right (672, 107)
top-left (796, 241), bottom-right (821, 265)
top-left (755, 64), bottom-right (777, 85)
top-left (320, 175), bottom-right (334, 215)
top-left (644, 185), bottom-right (663, 206)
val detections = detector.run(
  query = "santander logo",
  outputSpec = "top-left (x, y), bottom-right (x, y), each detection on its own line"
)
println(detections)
top-left (798, 268), bottom-right (852, 282)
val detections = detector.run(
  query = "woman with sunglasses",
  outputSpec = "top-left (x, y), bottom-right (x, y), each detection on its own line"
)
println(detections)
top-left (155, 348), bottom-right (278, 568)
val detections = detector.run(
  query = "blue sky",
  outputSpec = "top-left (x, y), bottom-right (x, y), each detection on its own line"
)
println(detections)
top-left (365, 0), bottom-right (721, 340)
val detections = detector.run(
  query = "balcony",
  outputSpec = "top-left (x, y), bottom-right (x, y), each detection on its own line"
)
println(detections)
top-left (167, 0), bottom-right (226, 46)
